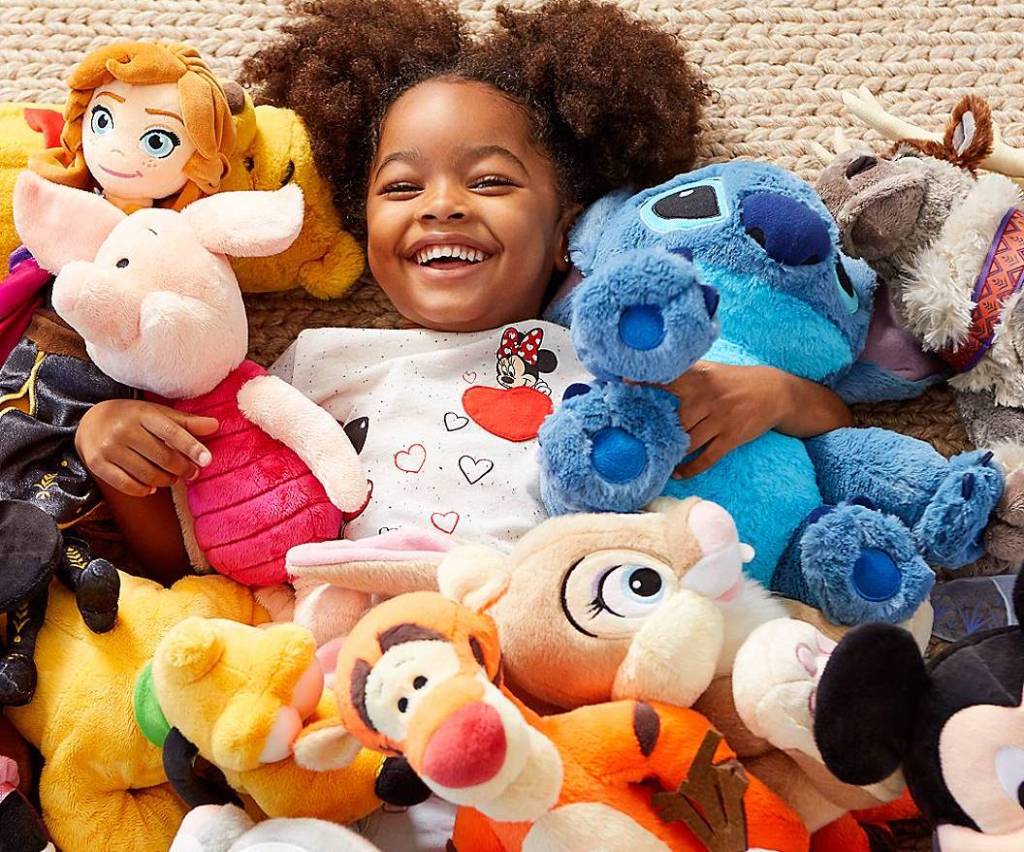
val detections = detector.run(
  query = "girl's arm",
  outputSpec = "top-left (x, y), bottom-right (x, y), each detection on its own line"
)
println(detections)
top-left (76, 398), bottom-right (219, 584)
top-left (664, 361), bottom-right (853, 479)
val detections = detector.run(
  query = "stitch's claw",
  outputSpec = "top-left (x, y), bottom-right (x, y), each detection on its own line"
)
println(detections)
top-left (914, 450), bottom-right (1003, 567)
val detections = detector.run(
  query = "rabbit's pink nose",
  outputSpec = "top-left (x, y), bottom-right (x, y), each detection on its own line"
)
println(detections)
top-left (421, 701), bottom-right (507, 789)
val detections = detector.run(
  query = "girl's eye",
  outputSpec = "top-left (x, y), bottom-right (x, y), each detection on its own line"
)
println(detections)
top-left (139, 129), bottom-right (181, 160)
top-left (89, 106), bottom-right (114, 136)
top-left (382, 182), bottom-right (421, 196)
top-left (472, 175), bottom-right (514, 190)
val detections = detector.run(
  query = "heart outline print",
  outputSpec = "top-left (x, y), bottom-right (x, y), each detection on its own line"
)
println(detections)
top-left (444, 412), bottom-right (469, 432)
top-left (458, 455), bottom-right (494, 485)
top-left (431, 511), bottom-right (460, 534)
top-left (394, 443), bottom-right (427, 474)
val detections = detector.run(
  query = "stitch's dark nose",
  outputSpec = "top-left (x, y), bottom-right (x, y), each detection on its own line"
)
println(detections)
top-left (845, 155), bottom-right (877, 179)
top-left (741, 193), bottom-right (831, 267)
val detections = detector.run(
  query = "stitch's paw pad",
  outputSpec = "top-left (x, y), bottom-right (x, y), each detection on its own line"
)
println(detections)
top-left (986, 466), bottom-right (1024, 562)
top-left (800, 503), bottom-right (934, 625)
top-left (538, 381), bottom-right (685, 514)
top-left (732, 617), bottom-right (834, 760)
top-left (570, 248), bottom-right (718, 383)
top-left (76, 557), bottom-right (120, 634)
top-left (915, 450), bottom-right (1003, 567)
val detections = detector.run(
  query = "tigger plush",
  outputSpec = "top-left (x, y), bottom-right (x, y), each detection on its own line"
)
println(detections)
top-left (293, 590), bottom-right (809, 852)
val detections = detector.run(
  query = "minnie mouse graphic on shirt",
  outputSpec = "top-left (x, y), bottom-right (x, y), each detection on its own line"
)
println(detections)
top-left (463, 326), bottom-right (560, 442)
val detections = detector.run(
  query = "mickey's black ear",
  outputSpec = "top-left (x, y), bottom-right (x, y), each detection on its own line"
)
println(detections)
top-left (162, 727), bottom-right (242, 809)
top-left (814, 623), bottom-right (929, 785)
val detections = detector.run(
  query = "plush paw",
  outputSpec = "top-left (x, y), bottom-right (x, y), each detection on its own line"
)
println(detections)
top-left (781, 503), bottom-right (934, 625)
top-left (538, 381), bottom-right (685, 514)
top-left (75, 557), bottom-right (120, 634)
top-left (0, 652), bottom-right (37, 707)
top-left (732, 617), bottom-right (835, 761)
top-left (985, 466), bottom-right (1024, 563)
top-left (569, 247), bottom-right (718, 383)
top-left (914, 449), bottom-right (1003, 567)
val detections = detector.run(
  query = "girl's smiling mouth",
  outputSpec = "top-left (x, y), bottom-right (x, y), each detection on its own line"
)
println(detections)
top-left (406, 236), bottom-right (496, 272)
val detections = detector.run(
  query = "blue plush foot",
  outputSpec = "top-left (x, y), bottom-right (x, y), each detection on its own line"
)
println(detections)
top-left (773, 502), bottom-right (935, 625)
top-left (913, 450), bottom-right (1003, 567)
top-left (538, 380), bottom-right (685, 514)
top-left (569, 247), bottom-right (719, 383)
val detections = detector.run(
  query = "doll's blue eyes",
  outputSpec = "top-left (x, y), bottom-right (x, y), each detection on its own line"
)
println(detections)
top-left (139, 129), bottom-right (181, 160)
top-left (89, 106), bottom-right (114, 136)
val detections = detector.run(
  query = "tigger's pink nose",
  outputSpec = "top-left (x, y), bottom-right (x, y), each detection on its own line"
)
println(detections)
top-left (421, 701), bottom-right (507, 789)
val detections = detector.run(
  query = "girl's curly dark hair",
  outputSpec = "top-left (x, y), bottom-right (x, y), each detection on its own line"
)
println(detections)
top-left (241, 0), bottom-right (708, 236)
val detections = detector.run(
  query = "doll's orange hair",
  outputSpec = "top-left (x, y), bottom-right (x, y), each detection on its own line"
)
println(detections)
top-left (30, 41), bottom-right (234, 210)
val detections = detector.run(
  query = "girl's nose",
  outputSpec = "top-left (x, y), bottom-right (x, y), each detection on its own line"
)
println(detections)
top-left (417, 185), bottom-right (470, 223)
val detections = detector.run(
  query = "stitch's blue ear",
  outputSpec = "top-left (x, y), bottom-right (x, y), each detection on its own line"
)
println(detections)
top-left (568, 187), bottom-right (634, 276)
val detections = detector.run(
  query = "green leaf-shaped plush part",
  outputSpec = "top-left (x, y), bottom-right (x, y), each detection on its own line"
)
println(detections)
top-left (133, 660), bottom-right (171, 748)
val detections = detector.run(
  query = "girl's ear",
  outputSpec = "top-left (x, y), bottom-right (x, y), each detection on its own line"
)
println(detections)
top-left (554, 203), bottom-right (583, 273)
top-left (13, 170), bottom-right (126, 272)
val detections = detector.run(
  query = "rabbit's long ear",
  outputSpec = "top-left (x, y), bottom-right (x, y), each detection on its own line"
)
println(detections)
top-left (182, 183), bottom-right (304, 258)
top-left (13, 170), bottom-right (125, 273)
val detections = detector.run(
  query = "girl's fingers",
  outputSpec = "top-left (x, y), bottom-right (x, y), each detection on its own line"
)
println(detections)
top-left (141, 410), bottom-right (214, 468)
top-left (111, 447), bottom-right (179, 489)
top-left (126, 428), bottom-right (197, 479)
top-left (89, 460), bottom-right (155, 498)
top-left (683, 417), bottom-right (717, 454)
top-left (675, 437), bottom-right (728, 479)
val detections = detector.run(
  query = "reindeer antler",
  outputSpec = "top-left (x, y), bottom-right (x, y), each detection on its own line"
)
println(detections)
top-left (842, 85), bottom-right (1024, 180)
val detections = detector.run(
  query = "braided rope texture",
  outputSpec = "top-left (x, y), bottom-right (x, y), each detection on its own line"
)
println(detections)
top-left (1, 0), bottom-right (1016, 457)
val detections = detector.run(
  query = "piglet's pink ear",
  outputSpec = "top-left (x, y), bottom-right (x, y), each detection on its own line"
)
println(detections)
top-left (13, 170), bottom-right (126, 273)
top-left (182, 183), bottom-right (305, 259)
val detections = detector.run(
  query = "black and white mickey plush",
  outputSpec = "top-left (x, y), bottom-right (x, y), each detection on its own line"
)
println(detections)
top-left (813, 571), bottom-right (1024, 850)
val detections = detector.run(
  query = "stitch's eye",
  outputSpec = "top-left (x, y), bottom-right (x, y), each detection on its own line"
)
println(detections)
top-left (653, 185), bottom-right (720, 221)
top-left (834, 258), bottom-right (859, 313)
top-left (995, 746), bottom-right (1024, 808)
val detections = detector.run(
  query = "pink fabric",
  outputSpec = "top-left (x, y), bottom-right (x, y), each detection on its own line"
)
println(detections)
top-left (170, 360), bottom-right (344, 586)
top-left (286, 527), bottom-right (457, 568)
top-left (0, 755), bottom-right (18, 798)
top-left (0, 257), bottom-right (50, 363)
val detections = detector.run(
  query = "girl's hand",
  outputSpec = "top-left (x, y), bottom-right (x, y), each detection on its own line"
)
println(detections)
top-left (664, 362), bottom-right (852, 479)
top-left (75, 399), bottom-right (218, 496)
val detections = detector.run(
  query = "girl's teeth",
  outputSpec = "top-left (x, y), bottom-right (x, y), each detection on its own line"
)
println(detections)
top-left (416, 246), bottom-right (487, 265)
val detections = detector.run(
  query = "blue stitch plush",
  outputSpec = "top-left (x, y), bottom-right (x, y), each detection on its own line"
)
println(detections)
top-left (539, 161), bottom-right (1003, 626)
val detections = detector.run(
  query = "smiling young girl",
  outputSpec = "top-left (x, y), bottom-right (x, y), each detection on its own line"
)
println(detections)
top-left (75, 0), bottom-right (850, 583)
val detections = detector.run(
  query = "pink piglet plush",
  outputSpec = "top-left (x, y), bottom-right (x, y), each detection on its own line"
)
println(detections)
top-left (13, 171), bottom-right (370, 594)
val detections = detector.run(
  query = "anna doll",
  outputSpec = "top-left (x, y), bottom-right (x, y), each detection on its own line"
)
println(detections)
top-left (0, 41), bottom-right (234, 705)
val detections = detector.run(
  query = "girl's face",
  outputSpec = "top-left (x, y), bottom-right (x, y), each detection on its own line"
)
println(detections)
top-left (366, 79), bottom-right (575, 332)
top-left (82, 78), bottom-right (197, 205)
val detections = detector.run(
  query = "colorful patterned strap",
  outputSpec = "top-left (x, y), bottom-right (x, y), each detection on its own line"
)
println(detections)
top-left (938, 207), bottom-right (1024, 374)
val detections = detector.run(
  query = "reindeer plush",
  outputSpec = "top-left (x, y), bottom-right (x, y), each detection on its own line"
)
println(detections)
top-left (817, 91), bottom-right (1024, 568)
top-left (12, 171), bottom-right (369, 598)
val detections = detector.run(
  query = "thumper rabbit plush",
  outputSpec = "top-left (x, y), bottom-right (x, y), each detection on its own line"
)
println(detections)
top-left (13, 172), bottom-right (370, 591)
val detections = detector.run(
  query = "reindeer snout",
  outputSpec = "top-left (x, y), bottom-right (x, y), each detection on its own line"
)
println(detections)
top-left (420, 701), bottom-right (508, 788)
